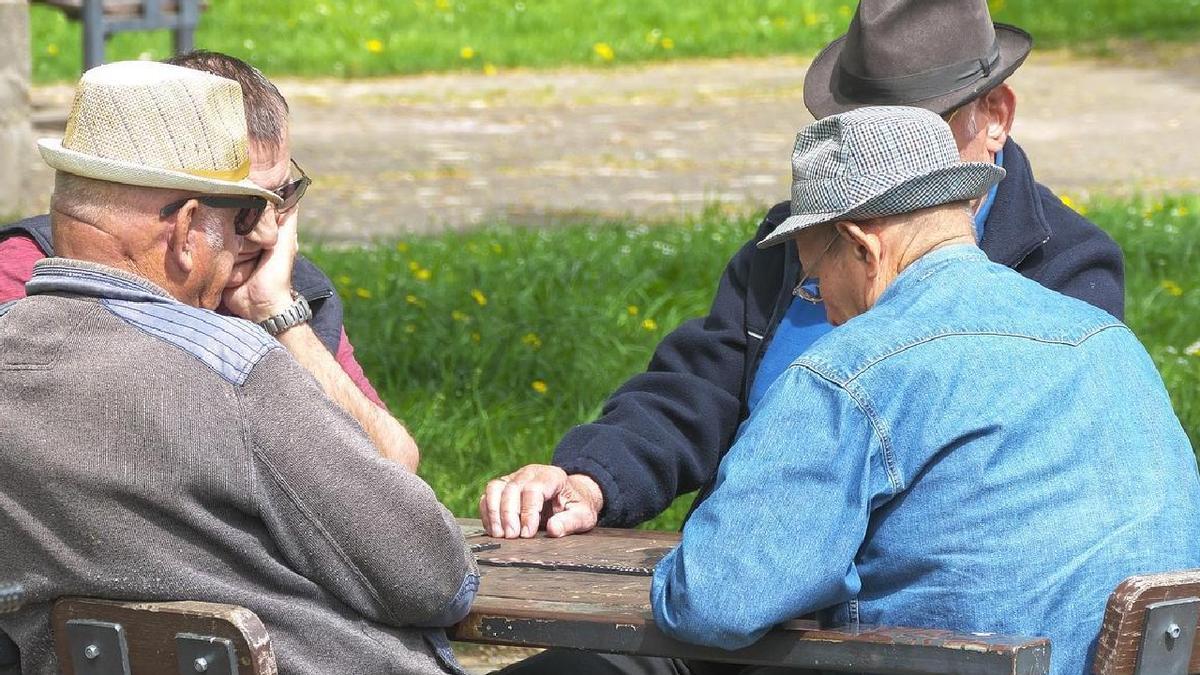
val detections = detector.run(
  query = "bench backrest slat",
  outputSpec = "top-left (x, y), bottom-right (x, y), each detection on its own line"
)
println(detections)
top-left (51, 598), bottom-right (276, 675)
top-left (1093, 569), bottom-right (1200, 674)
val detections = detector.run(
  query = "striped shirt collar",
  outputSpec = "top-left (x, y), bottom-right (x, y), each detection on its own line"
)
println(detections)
top-left (27, 258), bottom-right (178, 304)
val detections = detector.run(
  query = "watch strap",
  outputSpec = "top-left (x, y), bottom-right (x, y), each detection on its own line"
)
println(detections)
top-left (257, 292), bottom-right (312, 336)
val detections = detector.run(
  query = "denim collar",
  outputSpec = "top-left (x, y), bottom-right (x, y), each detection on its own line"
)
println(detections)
top-left (876, 244), bottom-right (987, 308)
top-left (27, 258), bottom-right (178, 305)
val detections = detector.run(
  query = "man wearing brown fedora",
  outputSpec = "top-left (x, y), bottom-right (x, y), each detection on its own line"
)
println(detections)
top-left (0, 61), bottom-right (477, 675)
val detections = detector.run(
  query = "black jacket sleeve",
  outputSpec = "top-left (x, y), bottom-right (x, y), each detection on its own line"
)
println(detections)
top-left (552, 214), bottom-right (781, 528)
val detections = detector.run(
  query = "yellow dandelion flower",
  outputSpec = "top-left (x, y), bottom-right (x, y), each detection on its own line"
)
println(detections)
top-left (642, 318), bottom-right (658, 331)
top-left (988, 0), bottom-right (1006, 13)
top-left (396, 242), bottom-right (409, 253)
top-left (335, 274), bottom-right (352, 286)
top-left (355, 287), bottom-right (372, 299)
top-left (531, 380), bottom-right (548, 394)
top-left (451, 310), bottom-right (470, 322)
top-left (593, 42), bottom-right (615, 62)
top-left (626, 305), bottom-right (639, 316)
top-left (490, 242), bottom-right (503, 254)
top-left (1161, 280), bottom-right (1184, 297)
top-left (471, 331), bottom-right (482, 343)
top-left (408, 261), bottom-right (421, 272)
top-left (521, 332), bottom-right (542, 349)
top-left (435, 0), bottom-right (451, 9)
top-left (803, 12), bottom-right (819, 27)
top-left (365, 39), bottom-right (385, 54)
top-left (1172, 206), bottom-right (1190, 218)
top-left (416, 268), bottom-right (432, 281)
top-left (405, 294), bottom-right (425, 308)
top-left (47, 43), bottom-right (60, 56)
top-left (838, 4), bottom-right (852, 17)
top-left (661, 37), bottom-right (675, 50)
top-left (1060, 194), bottom-right (1082, 213)
top-left (470, 289), bottom-right (488, 306)
top-left (483, 63), bottom-right (498, 76)
top-left (460, 46), bottom-right (476, 60)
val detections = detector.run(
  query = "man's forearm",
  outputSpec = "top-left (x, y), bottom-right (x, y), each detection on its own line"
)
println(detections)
top-left (275, 323), bottom-right (420, 470)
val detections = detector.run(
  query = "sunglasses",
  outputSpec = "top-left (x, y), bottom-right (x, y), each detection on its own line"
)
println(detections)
top-left (159, 194), bottom-right (269, 236)
top-left (272, 159), bottom-right (311, 213)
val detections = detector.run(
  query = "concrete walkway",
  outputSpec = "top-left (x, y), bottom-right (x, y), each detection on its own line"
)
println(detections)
top-left (23, 52), bottom-right (1200, 240)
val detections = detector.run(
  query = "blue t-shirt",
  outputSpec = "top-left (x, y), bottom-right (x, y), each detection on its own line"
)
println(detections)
top-left (747, 150), bottom-right (1004, 412)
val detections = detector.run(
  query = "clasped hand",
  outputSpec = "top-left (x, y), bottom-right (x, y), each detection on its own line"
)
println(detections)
top-left (479, 464), bottom-right (604, 538)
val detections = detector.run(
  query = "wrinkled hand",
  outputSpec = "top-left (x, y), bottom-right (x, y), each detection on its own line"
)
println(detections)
top-left (223, 211), bottom-right (299, 322)
top-left (479, 464), bottom-right (604, 538)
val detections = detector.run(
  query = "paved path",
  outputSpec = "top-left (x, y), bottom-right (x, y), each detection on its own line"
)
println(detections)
top-left (23, 53), bottom-right (1200, 240)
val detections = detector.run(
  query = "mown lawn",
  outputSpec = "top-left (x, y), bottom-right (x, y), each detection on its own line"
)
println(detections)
top-left (304, 195), bottom-right (1200, 530)
top-left (30, 0), bottom-right (1200, 82)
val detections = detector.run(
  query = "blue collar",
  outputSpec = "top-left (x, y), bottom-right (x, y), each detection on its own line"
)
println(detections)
top-left (972, 147), bottom-right (1004, 240)
top-left (876, 244), bottom-right (987, 309)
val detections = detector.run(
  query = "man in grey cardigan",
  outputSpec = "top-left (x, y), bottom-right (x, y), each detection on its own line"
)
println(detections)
top-left (0, 61), bottom-right (477, 675)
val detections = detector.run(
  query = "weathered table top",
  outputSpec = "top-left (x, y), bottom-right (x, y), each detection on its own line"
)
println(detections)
top-left (451, 519), bottom-right (1051, 674)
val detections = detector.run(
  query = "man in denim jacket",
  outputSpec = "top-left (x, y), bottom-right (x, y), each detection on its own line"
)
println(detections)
top-left (648, 106), bottom-right (1200, 675)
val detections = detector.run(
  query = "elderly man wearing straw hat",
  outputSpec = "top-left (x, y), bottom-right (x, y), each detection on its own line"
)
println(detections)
top-left (645, 106), bottom-right (1200, 675)
top-left (0, 50), bottom-right (422, 472)
top-left (0, 61), bottom-right (477, 675)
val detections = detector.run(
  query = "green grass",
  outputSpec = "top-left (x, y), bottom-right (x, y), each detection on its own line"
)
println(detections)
top-left (303, 195), bottom-right (1200, 530)
top-left (29, 0), bottom-right (1200, 83)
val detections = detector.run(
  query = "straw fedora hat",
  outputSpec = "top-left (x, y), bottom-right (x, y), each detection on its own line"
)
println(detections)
top-left (757, 106), bottom-right (1004, 249)
top-left (804, 0), bottom-right (1032, 119)
top-left (38, 61), bottom-right (281, 204)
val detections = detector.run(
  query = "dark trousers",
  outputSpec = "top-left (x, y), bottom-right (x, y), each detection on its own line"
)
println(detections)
top-left (494, 649), bottom-right (821, 675)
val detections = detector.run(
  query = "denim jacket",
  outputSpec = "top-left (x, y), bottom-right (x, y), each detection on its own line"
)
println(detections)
top-left (650, 245), bottom-right (1199, 675)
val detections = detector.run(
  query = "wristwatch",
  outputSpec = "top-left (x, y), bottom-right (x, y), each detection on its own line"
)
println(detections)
top-left (257, 291), bottom-right (312, 336)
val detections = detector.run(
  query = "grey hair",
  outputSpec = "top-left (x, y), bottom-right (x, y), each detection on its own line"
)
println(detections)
top-left (164, 50), bottom-right (289, 148)
top-left (51, 172), bottom-right (129, 223)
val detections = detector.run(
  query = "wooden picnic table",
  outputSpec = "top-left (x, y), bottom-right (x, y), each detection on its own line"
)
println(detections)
top-left (450, 519), bottom-right (1051, 675)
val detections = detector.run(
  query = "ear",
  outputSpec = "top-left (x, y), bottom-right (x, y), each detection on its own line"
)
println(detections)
top-left (165, 199), bottom-right (199, 275)
top-left (980, 83), bottom-right (1016, 154)
top-left (835, 220), bottom-right (882, 279)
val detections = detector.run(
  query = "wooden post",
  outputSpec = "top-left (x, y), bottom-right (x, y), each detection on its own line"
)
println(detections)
top-left (0, 0), bottom-right (32, 219)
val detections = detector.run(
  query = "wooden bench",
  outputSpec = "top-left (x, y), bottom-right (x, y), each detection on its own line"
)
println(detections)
top-left (30, 0), bottom-right (205, 72)
top-left (33, 564), bottom-right (1200, 674)
top-left (51, 598), bottom-right (275, 675)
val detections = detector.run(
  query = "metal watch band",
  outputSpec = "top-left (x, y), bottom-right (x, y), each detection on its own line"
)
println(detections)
top-left (257, 292), bottom-right (312, 336)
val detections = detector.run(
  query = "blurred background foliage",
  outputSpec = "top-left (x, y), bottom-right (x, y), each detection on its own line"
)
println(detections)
top-left (30, 0), bottom-right (1200, 82)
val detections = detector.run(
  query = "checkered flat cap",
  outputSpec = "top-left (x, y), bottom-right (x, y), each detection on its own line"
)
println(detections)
top-left (757, 106), bottom-right (1005, 248)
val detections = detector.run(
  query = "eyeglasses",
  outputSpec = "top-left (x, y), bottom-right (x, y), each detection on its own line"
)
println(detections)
top-left (792, 232), bottom-right (840, 303)
top-left (272, 159), bottom-right (311, 214)
top-left (159, 195), bottom-right (269, 236)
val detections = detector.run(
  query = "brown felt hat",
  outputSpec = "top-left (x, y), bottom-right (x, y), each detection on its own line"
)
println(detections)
top-left (804, 0), bottom-right (1033, 119)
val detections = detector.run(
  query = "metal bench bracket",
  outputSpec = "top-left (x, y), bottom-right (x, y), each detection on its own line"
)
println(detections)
top-left (176, 632), bottom-right (238, 675)
top-left (64, 619), bottom-right (131, 675)
top-left (1134, 596), bottom-right (1200, 675)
